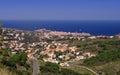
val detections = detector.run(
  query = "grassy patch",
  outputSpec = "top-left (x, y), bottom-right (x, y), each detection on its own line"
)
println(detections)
top-left (90, 60), bottom-right (120, 75)
top-left (64, 63), bottom-right (95, 75)
top-left (65, 66), bottom-right (95, 75)
top-left (0, 64), bottom-right (17, 75)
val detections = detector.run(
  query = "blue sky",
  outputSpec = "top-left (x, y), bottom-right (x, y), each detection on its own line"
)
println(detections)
top-left (0, 0), bottom-right (120, 20)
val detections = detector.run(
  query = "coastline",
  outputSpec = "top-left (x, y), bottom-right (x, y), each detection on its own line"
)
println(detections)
top-left (2, 27), bottom-right (120, 37)
top-left (2, 20), bottom-right (120, 36)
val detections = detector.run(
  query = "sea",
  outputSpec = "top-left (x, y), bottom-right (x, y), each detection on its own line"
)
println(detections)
top-left (2, 20), bottom-right (120, 36)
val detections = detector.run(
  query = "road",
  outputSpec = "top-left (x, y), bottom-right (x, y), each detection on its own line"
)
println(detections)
top-left (27, 54), bottom-right (40, 75)
top-left (32, 59), bottom-right (39, 75)
top-left (28, 53), bottom-right (98, 75)
top-left (67, 59), bottom-right (99, 75)
top-left (70, 64), bottom-right (99, 75)
top-left (78, 66), bottom-right (99, 75)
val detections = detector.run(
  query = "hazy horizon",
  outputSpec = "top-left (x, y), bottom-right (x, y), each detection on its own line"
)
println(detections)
top-left (0, 0), bottom-right (120, 20)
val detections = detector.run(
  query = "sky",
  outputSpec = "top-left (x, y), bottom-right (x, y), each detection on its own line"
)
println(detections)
top-left (0, 0), bottom-right (120, 20)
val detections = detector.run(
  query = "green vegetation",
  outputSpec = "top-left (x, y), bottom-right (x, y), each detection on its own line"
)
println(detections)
top-left (90, 60), bottom-right (120, 75)
top-left (38, 39), bottom-right (120, 75)
top-left (82, 39), bottom-right (120, 66)
top-left (40, 62), bottom-right (87, 75)
top-left (60, 68), bottom-right (81, 75)
top-left (0, 49), bottom-right (32, 75)
top-left (68, 39), bottom-right (120, 75)
top-left (0, 36), bottom-right (2, 44)
top-left (40, 62), bottom-right (60, 73)
top-left (24, 33), bottom-right (39, 43)
top-left (63, 39), bottom-right (120, 75)
top-left (2, 51), bottom-right (29, 68)
top-left (1, 21), bottom-right (120, 75)
top-left (0, 64), bottom-right (17, 75)
top-left (0, 22), bottom-right (30, 75)
top-left (64, 63), bottom-right (95, 75)
top-left (84, 49), bottom-right (120, 66)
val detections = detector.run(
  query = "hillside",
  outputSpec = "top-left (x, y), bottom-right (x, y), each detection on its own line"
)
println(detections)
top-left (0, 64), bottom-right (17, 75)
top-left (1, 27), bottom-right (120, 75)
top-left (68, 39), bottom-right (120, 75)
top-left (0, 49), bottom-right (33, 75)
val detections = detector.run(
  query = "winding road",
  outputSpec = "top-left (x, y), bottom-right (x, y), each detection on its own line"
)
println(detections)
top-left (78, 66), bottom-right (99, 75)
top-left (67, 59), bottom-right (99, 75)
top-left (28, 53), bottom-right (98, 75)
top-left (70, 64), bottom-right (99, 75)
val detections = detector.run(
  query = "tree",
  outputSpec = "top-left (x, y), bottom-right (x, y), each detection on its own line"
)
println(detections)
top-left (84, 49), bottom-right (120, 66)
top-left (19, 51), bottom-right (27, 64)
top-left (55, 51), bottom-right (62, 57)
top-left (2, 51), bottom-right (28, 69)
top-left (60, 68), bottom-right (81, 75)
top-left (41, 62), bottom-right (60, 73)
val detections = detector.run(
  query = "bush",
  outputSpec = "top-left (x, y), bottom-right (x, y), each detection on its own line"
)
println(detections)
top-left (40, 62), bottom-right (82, 75)
top-left (41, 62), bottom-right (60, 73)
top-left (60, 68), bottom-right (81, 75)
top-left (84, 49), bottom-right (120, 65)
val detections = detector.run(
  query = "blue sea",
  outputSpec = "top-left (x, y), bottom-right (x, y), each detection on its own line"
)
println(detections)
top-left (2, 20), bottom-right (120, 36)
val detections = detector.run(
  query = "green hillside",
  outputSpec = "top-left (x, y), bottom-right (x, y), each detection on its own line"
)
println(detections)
top-left (68, 39), bottom-right (120, 75)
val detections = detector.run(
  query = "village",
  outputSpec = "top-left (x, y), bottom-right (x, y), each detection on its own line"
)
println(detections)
top-left (2, 28), bottom-right (120, 66)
